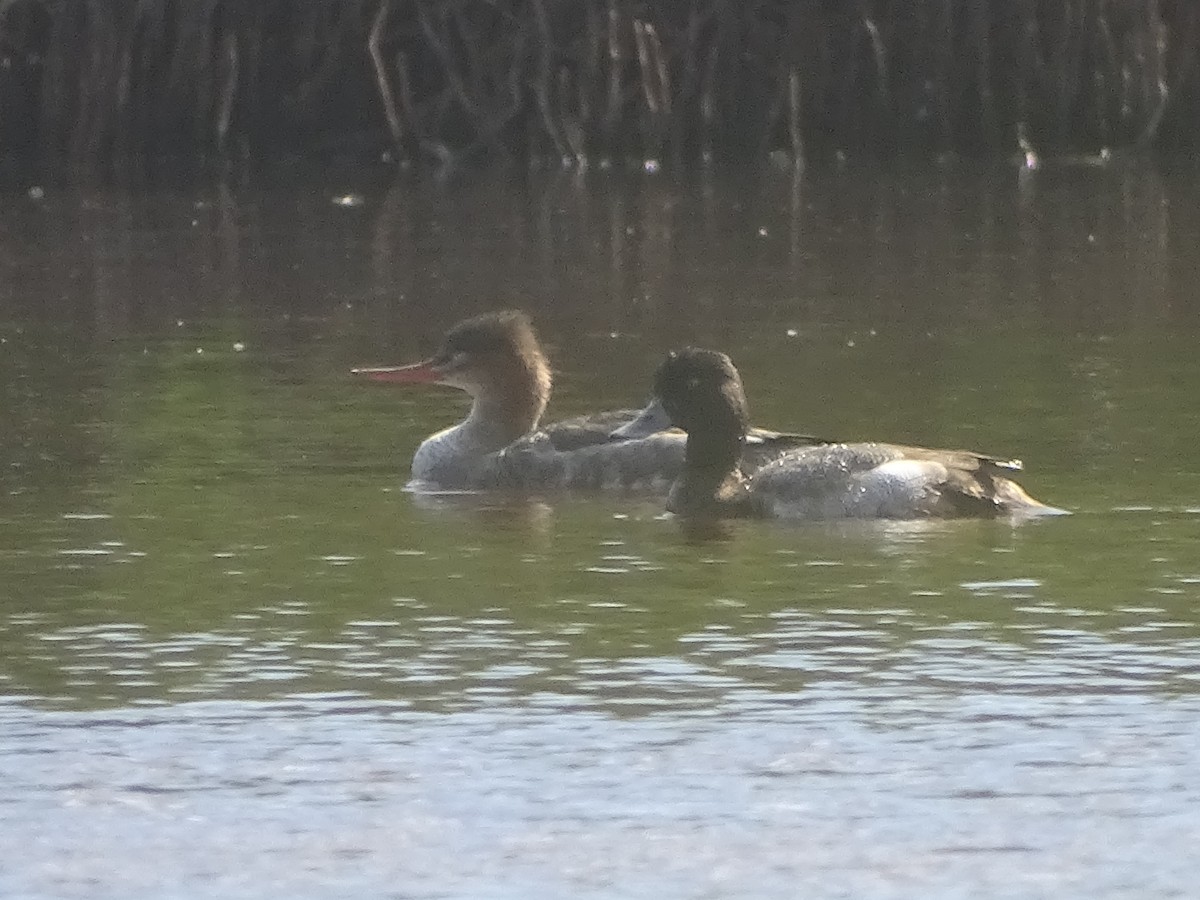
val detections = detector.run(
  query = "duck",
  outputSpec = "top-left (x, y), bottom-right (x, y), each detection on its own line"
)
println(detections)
top-left (352, 310), bottom-right (821, 490)
top-left (653, 347), bottom-right (1061, 520)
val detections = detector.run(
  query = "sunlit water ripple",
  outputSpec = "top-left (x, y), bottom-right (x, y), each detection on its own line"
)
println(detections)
top-left (2, 683), bottom-right (1198, 899)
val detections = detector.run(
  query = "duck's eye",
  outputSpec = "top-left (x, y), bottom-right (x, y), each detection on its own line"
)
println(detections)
top-left (686, 376), bottom-right (701, 390)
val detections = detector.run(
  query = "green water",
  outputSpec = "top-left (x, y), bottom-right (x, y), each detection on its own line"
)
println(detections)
top-left (1, 161), bottom-right (1199, 898)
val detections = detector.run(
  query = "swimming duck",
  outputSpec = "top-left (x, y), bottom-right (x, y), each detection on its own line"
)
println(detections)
top-left (654, 347), bottom-right (1060, 519)
top-left (353, 310), bottom-right (820, 490)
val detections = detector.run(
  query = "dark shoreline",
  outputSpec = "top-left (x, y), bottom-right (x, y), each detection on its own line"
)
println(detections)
top-left (1, 2), bottom-right (1198, 170)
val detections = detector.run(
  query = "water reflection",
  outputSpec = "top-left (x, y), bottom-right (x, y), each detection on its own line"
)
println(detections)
top-left (4, 162), bottom-right (1199, 339)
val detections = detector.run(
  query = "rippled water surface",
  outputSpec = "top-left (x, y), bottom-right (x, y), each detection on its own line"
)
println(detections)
top-left (3, 161), bottom-right (1200, 898)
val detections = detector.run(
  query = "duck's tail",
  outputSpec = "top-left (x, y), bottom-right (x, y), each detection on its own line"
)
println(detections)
top-left (991, 476), bottom-right (1070, 517)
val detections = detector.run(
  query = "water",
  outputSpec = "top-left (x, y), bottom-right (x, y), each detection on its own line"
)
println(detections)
top-left (2, 160), bottom-right (1200, 898)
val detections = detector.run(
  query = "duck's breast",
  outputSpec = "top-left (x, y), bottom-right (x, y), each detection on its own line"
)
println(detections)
top-left (410, 424), bottom-right (489, 488)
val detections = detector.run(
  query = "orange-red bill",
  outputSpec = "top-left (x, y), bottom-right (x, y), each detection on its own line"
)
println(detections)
top-left (351, 360), bottom-right (442, 384)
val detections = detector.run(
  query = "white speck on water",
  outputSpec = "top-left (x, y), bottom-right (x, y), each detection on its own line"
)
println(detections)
top-left (961, 577), bottom-right (1042, 592)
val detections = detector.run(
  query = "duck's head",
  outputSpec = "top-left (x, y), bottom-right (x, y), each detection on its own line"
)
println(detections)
top-left (353, 310), bottom-right (552, 410)
top-left (654, 348), bottom-right (751, 443)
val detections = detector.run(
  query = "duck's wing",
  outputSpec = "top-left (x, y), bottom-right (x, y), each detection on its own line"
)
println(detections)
top-left (480, 430), bottom-right (685, 491)
top-left (745, 427), bottom-right (828, 445)
top-left (741, 428), bottom-right (830, 471)
top-left (887, 444), bottom-right (1024, 474)
top-left (749, 442), bottom-right (1054, 518)
top-left (543, 408), bottom-right (648, 451)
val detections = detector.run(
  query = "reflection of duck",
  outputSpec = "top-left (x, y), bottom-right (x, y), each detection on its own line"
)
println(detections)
top-left (353, 310), bottom-right (820, 490)
top-left (654, 348), bottom-right (1062, 520)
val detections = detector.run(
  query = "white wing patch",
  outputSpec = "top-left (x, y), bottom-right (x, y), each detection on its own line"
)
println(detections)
top-left (868, 459), bottom-right (945, 485)
top-left (854, 459), bottom-right (947, 516)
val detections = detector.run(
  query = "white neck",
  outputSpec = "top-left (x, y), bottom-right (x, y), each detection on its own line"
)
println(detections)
top-left (409, 393), bottom-right (540, 487)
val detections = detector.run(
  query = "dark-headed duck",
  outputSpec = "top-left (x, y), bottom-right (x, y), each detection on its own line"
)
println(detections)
top-left (654, 348), bottom-right (1062, 520)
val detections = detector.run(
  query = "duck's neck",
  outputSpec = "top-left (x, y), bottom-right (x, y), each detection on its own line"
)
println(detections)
top-left (669, 430), bottom-right (753, 516)
top-left (460, 357), bottom-right (551, 450)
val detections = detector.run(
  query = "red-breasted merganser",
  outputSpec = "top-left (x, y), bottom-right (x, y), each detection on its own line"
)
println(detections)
top-left (352, 310), bottom-right (820, 490)
top-left (654, 348), bottom-right (1062, 520)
